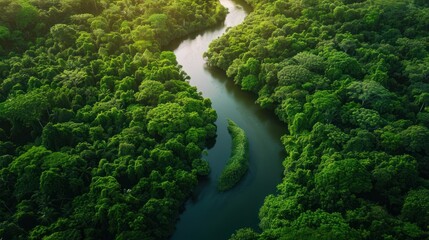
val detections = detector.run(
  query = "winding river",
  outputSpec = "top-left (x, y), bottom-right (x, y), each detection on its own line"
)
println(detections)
top-left (169, 0), bottom-right (286, 239)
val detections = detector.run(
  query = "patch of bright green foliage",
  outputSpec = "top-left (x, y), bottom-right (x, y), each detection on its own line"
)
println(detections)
top-left (218, 119), bottom-right (249, 191)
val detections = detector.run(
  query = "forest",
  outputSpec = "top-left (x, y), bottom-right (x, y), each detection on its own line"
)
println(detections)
top-left (205, 0), bottom-right (429, 239)
top-left (0, 0), bottom-right (225, 239)
top-left (1, 0), bottom-right (429, 239)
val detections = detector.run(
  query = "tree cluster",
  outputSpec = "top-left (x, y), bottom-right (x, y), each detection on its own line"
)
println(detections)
top-left (0, 0), bottom-right (225, 239)
top-left (218, 119), bottom-right (249, 192)
top-left (206, 0), bottom-right (429, 239)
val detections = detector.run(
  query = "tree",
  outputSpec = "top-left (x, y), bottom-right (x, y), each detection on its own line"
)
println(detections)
top-left (148, 14), bottom-right (170, 44)
top-left (230, 228), bottom-right (259, 240)
top-left (0, 25), bottom-right (11, 41)
top-left (15, 1), bottom-right (38, 30)
top-left (241, 74), bottom-right (259, 92)
top-left (277, 65), bottom-right (314, 87)
top-left (288, 210), bottom-right (360, 240)
top-left (42, 122), bottom-right (89, 150)
top-left (108, 203), bottom-right (131, 235)
top-left (192, 158), bottom-right (210, 176)
top-left (315, 159), bottom-right (372, 211)
top-left (39, 169), bottom-right (67, 199)
top-left (306, 90), bottom-right (341, 124)
top-left (147, 103), bottom-right (188, 138)
top-left (348, 106), bottom-right (384, 130)
top-left (43, 229), bottom-right (81, 240)
top-left (343, 129), bottom-right (376, 152)
top-left (324, 50), bottom-right (363, 80)
top-left (372, 155), bottom-right (419, 210)
top-left (134, 80), bottom-right (165, 106)
top-left (234, 57), bottom-right (261, 91)
top-left (401, 189), bottom-right (429, 229)
top-left (0, 91), bottom-right (48, 127)
top-left (293, 51), bottom-right (326, 73)
top-left (347, 80), bottom-right (399, 113)
top-left (50, 24), bottom-right (77, 49)
top-left (400, 125), bottom-right (429, 154)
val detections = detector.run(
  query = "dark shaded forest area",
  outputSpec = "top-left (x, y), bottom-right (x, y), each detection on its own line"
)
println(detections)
top-left (205, 0), bottom-right (429, 239)
top-left (0, 0), bottom-right (226, 239)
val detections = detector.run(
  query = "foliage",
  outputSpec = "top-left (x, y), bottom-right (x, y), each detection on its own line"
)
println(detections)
top-left (206, 0), bottom-right (429, 238)
top-left (218, 119), bottom-right (249, 192)
top-left (0, 0), bottom-right (225, 238)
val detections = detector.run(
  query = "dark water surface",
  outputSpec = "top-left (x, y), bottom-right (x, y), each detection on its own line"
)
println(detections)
top-left (170, 0), bottom-right (286, 239)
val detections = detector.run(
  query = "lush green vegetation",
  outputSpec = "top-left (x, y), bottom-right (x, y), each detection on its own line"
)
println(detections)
top-left (207, 0), bottom-right (429, 239)
top-left (0, 0), bottom-right (226, 239)
top-left (218, 119), bottom-right (249, 191)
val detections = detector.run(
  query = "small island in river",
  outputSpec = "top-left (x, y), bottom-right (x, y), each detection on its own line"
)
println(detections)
top-left (218, 119), bottom-right (249, 192)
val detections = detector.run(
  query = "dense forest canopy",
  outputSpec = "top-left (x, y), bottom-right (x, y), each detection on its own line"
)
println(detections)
top-left (0, 0), bottom-right (226, 239)
top-left (2, 0), bottom-right (429, 239)
top-left (205, 0), bottom-right (429, 239)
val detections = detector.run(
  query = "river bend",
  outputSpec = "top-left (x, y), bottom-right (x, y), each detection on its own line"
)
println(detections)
top-left (170, 1), bottom-right (286, 239)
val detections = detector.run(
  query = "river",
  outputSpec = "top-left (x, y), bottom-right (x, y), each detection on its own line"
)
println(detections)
top-left (169, 0), bottom-right (286, 239)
